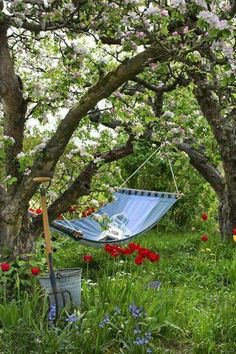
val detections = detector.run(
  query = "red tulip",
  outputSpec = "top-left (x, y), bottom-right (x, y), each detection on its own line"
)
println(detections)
top-left (201, 213), bottom-right (208, 221)
top-left (1, 263), bottom-right (11, 272)
top-left (31, 267), bottom-right (40, 276)
top-left (128, 242), bottom-right (141, 251)
top-left (138, 248), bottom-right (150, 258)
top-left (134, 255), bottom-right (144, 265)
top-left (232, 228), bottom-right (236, 235)
top-left (147, 252), bottom-right (160, 262)
top-left (201, 234), bottom-right (208, 242)
top-left (36, 208), bottom-right (42, 215)
top-left (83, 254), bottom-right (93, 263)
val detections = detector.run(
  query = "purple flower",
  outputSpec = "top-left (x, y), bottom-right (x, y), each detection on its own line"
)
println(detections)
top-left (66, 314), bottom-right (78, 323)
top-left (129, 304), bottom-right (146, 318)
top-left (99, 314), bottom-right (110, 328)
top-left (114, 306), bottom-right (121, 314)
top-left (146, 280), bottom-right (161, 290)
top-left (48, 304), bottom-right (56, 321)
top-left (134, 331), bottom-right (152, 345)
top-left (134, 325), bottom-right (141, 334)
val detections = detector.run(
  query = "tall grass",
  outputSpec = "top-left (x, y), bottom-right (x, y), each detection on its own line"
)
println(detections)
top-left (0, 231), bottom-right (235, 353)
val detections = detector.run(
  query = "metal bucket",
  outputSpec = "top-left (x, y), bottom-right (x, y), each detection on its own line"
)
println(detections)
top-left (38, 268), bottom-right (82, 311)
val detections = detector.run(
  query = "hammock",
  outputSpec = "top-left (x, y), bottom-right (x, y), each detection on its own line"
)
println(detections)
top-left (51, 188), bottom-right (179, 247)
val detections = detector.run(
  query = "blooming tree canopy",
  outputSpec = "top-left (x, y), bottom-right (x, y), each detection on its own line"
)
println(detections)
top-left (0, 0), bottom-right (235, 258)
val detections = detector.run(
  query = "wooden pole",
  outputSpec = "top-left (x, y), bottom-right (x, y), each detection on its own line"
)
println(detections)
top-left (33, 177), bottom-right (58, 314)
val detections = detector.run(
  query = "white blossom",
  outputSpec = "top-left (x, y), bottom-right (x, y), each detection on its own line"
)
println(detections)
top-left (193, 0), bottom-right (207, 9)
top-left (23, 168), bottom-right (31, 176)
top-left (146, 4), bottom-right (159, 16)
top-left (163, 111), bottom-right (174, 118)
top-left (90, 199), bottom-right (100, 208)
top-left (17, 152), bottom-right (26, 159)
top-left (3, 135), bottom-right (15, 144)
top-left (198, 11), bottom-right (229, 30)
top-left (169, 0), bottom-right (186, 13)
top-left (94, 157), bottom-right (103, 163)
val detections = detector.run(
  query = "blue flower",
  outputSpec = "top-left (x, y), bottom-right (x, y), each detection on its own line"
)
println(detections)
top-left (114, 306), bottom-right (121, 314)
top-left (146, 280), bottom-right (161, 290)
top-left (48, 304), bottom-right (56, 321)
top-left (129, 304), bottom-right (146, 318)
top-left (134, 325), bottom-right (141, 334)
top-left (99, 314), bottom-right (110, 328)
top-left (134, 331), bottom-right (152, 346)
top-left (66, 314), bottom-right (78, 323)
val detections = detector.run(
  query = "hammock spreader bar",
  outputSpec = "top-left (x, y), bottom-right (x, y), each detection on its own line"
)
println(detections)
top-left (52, 188), bottom-right (179, 246)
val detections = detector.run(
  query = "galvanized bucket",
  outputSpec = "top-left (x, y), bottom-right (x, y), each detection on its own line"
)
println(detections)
top-left (38, 268), bottom-right (82, 311)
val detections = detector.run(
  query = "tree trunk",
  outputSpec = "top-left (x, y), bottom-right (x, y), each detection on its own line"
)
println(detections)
top-left (0, 210), bottom-right (35, 260)
top-left (218, 191), bottom-right (236, 241)
top-left (219, 158), bottom-right (236, 241)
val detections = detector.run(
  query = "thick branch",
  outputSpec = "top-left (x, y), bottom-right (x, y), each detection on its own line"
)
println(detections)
top-left (191, 71), bottom-right (231, 149)
top-left (0, 185), bottom-right (6, 211)
top-left (14, 44), bottom-right (172, 209)
top-left (177, 140), bottom-right (224, 197)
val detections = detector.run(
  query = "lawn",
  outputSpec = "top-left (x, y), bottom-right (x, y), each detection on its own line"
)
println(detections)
top-left (0, 230), bottom-right (235, 354)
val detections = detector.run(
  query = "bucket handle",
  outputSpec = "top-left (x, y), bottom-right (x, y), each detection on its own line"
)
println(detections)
top-left (56, 270), bottom-right (81, 278)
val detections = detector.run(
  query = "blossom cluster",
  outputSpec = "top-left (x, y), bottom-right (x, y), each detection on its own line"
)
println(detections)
top-left (104, 242), bottom-right (160, 265)
top-left (198, 11), bottom-right (229, 30)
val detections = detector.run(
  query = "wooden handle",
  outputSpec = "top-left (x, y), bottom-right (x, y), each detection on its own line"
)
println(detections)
top-left (33, 177), bottom-right (51, 184)
top-left (41, 194), bottom-right (53, 256)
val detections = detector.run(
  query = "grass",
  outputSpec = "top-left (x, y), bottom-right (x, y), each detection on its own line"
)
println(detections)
top-left (0, 230), bottom-right (236, 354)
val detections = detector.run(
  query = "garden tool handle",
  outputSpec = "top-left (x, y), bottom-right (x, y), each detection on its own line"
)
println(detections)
top-left (40, 192), bottom-right (53, 256)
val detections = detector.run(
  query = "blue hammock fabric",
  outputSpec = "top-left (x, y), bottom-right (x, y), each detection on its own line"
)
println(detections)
top-left (52, 188), bottom-right (179, 246)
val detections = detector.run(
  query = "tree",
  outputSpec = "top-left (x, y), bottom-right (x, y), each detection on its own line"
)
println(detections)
top-left (89, 1), bottom-right (236, 240)
top-left (0, 1), bottom-right (235, 259)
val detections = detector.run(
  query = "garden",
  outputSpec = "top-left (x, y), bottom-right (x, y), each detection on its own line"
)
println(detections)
top-left (0, 0), bottom-right (236, 353)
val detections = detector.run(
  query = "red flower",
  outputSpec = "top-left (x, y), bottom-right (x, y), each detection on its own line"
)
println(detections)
top-left (36, 208), bottom-right (42, 215)
top-left (138, 247), bottom-right (150, 258)
top-left (57, 214), bottom-right (63, 220)
top-left (0, 263), bottom-right (11, 272)
top-left (233, 228), bottom-right (236, 235)
top-left (68, 206), bottom-right (76, 213)
top-left (201, 234), bottom-right (208, 242)
top-left (82, 207), bottom-right (95, 217)
top-left (147, 252), bottom-right (160, 262)
top-left (128, 242), bottom-right (141, 251)
top-left (83, 254), bottom-right (93, 263)
top-left (104, 244), bottom-right (114, 253)
top-left (31, 267), bottom-right (40, 276)
top-left (134, 255), bottom-right (144, 265)
top-left (201, 213), bottom-right (208, 221)
top-left (122, 248), bottom-right (134, 255)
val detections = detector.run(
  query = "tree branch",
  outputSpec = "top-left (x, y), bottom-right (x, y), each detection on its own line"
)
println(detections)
top-left (177, 140), bottom-right (225, 197)
top-left (31, 137), bottom-right (134, 232)
top-left (191, 71), bottom-right (231, 149)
